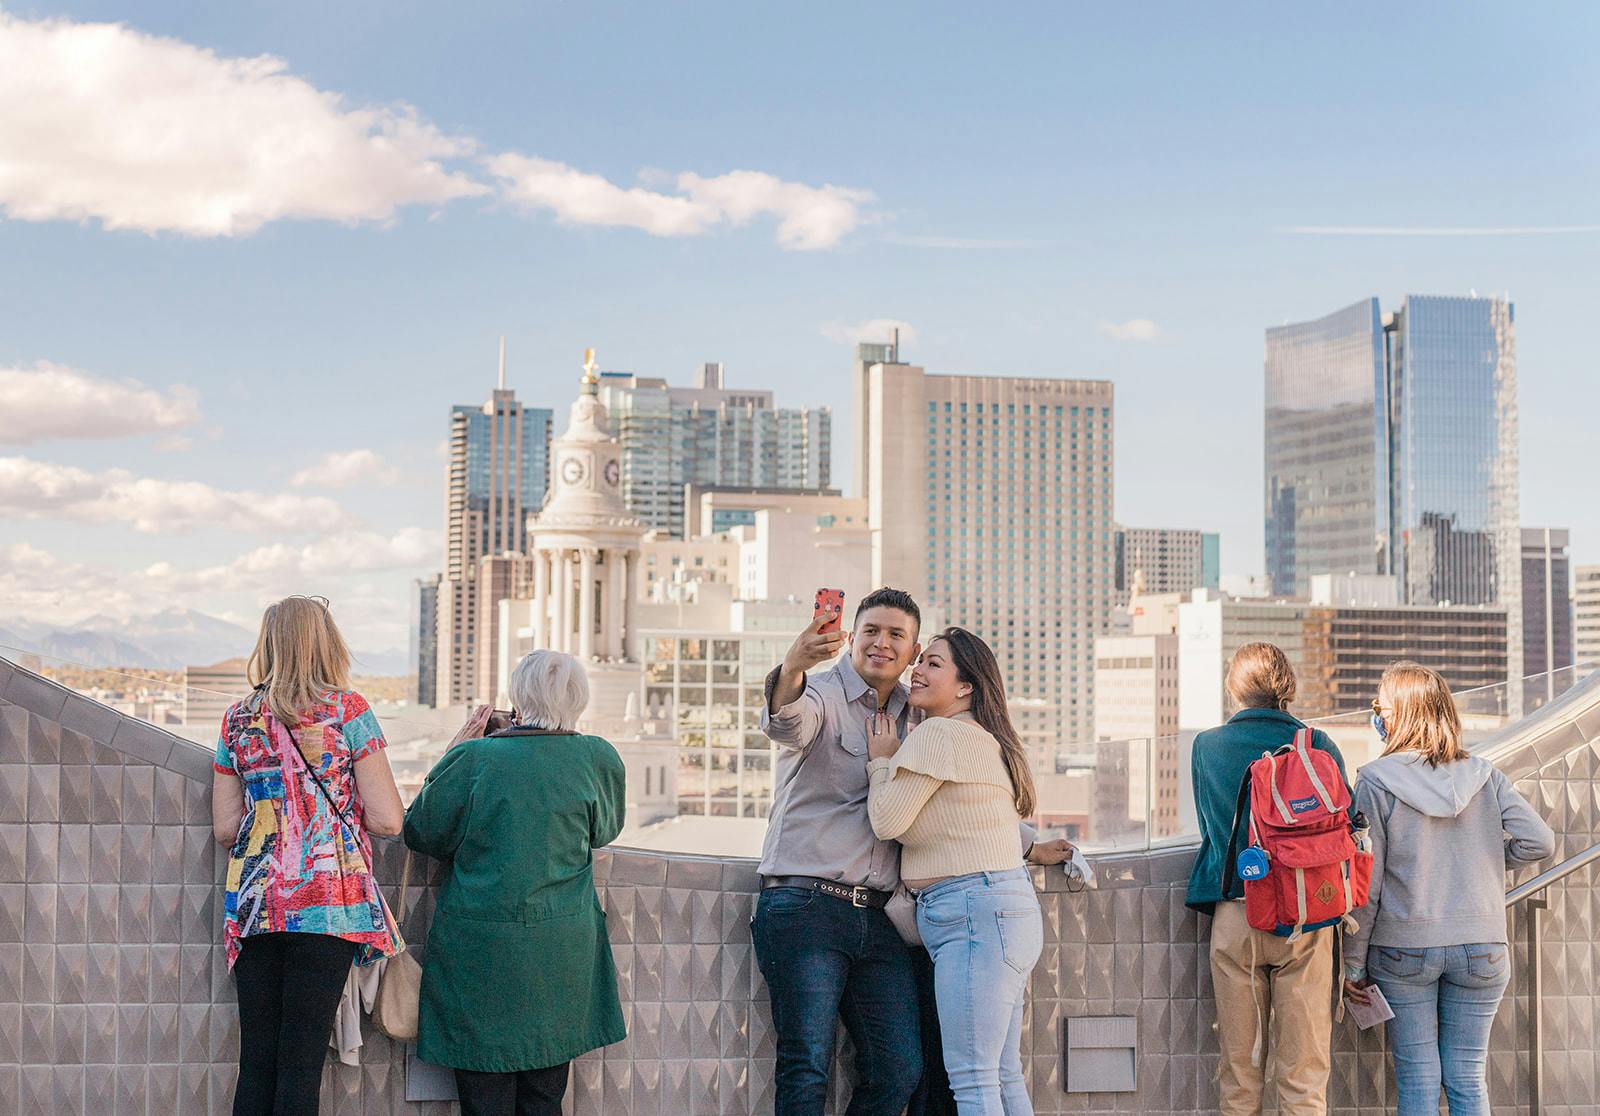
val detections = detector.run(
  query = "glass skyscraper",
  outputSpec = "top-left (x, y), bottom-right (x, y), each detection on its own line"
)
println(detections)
top-left (431, 386), bottom-right (553, 706)
top-left (597, 366), bottom-right (831, 537)
top-left (1264, 297), bottom-right (1388, 597)
top-left (1264, 294), bottom-right (1521, 674)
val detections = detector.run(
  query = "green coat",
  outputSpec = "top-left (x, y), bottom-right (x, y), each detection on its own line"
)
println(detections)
top-left (402, 728), bottom-right (626, 1071)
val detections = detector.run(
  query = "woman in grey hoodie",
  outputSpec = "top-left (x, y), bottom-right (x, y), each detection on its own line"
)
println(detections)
top-left (1343, 662), bottom-right (1554, 1116)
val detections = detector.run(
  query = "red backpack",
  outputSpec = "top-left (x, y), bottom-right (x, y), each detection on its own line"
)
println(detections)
top-left (1227, 729), bottom-right (1372, 938)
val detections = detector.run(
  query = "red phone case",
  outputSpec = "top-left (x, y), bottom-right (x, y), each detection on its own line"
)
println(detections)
top-left (814, 588), bottom-right (845, 634)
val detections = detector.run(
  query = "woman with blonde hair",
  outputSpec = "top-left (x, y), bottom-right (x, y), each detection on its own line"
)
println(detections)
top-left (1184, 641), bottom-right (1349, 1116)
top-left (404, 649), bottom-right (626, 1116)
top-left (211, 595), bottom-right (405, 1116)
top-left (1344, 662), bottom-right (1553, 1115)
top-left (866, 626), bottom-right (1042, 1116)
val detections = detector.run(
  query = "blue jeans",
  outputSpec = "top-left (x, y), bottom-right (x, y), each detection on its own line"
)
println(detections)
top-left (917, 869), bottom-right (1042, 1116)
top-left (752, 887), bottom-right (923, 1116)
top-left (1369, 943), bottom-right (1511, 1115)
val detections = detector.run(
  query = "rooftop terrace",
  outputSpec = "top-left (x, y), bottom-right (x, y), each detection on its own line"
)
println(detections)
top-left (2, 652), bottom-right (1598, 1114)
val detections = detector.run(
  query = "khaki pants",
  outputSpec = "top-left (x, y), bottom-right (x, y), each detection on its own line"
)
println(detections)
top-left (1208, 900), bottom-right (1334, 1116)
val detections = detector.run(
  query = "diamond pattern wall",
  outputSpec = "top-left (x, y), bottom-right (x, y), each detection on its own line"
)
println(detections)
top-left (2, 655), bottom-right (1598, 1115)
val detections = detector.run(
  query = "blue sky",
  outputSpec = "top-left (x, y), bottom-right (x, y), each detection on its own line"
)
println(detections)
top-left (2, 2), bottom-right (1597, 654)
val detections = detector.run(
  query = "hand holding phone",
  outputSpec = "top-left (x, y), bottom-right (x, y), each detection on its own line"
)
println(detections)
top-left (813, 588), bottom-right (845, 634)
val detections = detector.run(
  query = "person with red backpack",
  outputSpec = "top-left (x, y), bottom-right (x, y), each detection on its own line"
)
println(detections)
top-left (1184, 643), bottom-right (1353, 1116)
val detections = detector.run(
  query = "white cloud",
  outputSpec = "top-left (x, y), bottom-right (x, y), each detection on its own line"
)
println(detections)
top-left (0, 12), bottom-right (486, 236)
top-left (486, 154), bottom-right (718, 237)
top-left (1097, 319), bottom-right (1161, 342)
top-left (820, 318), bottom-right (918, 347)
top-left (676, 170), bottom-right (874, 251)
top-left (1282, 225), bottom-right (1600, 237)
top-left (0, 362), bottom-right (200, 445)
top-left (0, 537), bottom-right (435, 653)
top-left (0, 543), bottom-right (144, 621)
top-left (488, 155), bottom-right (873, 250)
top-left (0, 456), bottom-right (342, 534)
top-left (290, 449), bottom-right (401, 489)
top-left (145, 527), bottom-right (440, 591)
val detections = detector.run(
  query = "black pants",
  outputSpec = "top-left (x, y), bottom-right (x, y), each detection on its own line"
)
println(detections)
top-left (454, 1064), bottom-right (571, 1116)
top-left (907, 945), bottom-right (958, 1116)
top-left (232, 932), bottom-right (356, 1116)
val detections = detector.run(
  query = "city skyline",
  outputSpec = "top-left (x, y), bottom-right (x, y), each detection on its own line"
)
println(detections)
top-left (4, 4), bottom-right (1599, 655)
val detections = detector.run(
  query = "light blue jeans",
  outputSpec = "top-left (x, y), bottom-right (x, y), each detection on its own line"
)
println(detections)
top-left (917, 867), bottom-right (1043, 1116)
top-left (1368, 943), bottom-right (1511, 1115)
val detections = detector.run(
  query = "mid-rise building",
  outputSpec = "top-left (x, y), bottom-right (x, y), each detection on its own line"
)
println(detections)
top-left (1264, 295), bottom-right (1521, 680)
top-left (181, 659), bottom-right (251, 729)
top-left (1575, 566), bottom-right (1600, 671)
top-left (597, 366), bottom-right (831, 538)
top-left (1114, 527), bottom-right (1220, 601)
top-left (1093, 633), bottom-right (1181, 840)
top-left (432, 348), bottom-right (553, 706)
top-left (860, 343), bottom-right (1116, 758)
top-left (1522, 528), bottom-right (1573, 677)
top-left (684, 485), bottom-right (855, 537)
top-left (1177, 591), bottom-right (1508, 730)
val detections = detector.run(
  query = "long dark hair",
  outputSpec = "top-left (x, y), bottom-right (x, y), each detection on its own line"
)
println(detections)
top-left (933, 626), bottom-right (1036, 818)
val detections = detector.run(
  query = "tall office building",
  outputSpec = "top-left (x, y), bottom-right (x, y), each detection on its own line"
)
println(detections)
top-left (1522, 528), bottom-right (1573, 678)
top-left (1093, 633), bottom-right (1180, 840)
top-left (409, 575), bottom-right (439, 707)
top-left (433, 349), bottom-right (553, 706)
top-left (1576, 566), bottom-right (1600, 671)
top-left (863, 348), bottom-right (1115, 757)
top-left (1265, 295), bottom-right (1521, 679)
top-left (596, 366), bottom-right (831, 538)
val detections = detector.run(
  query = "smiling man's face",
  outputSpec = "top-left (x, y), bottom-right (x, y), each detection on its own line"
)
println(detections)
top-left (848, 606), bottom-right (921, 698)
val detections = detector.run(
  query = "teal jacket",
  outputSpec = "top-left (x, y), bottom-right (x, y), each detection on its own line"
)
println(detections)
top-left (1183, 708), bottom-right (1350, 915)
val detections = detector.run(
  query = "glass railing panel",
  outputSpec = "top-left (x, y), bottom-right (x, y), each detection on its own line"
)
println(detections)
top-left (4, 640), bottom-right (1589, 859)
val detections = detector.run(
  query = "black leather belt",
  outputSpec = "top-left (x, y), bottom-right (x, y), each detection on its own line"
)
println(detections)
top-left (762, 875), bottom-right (891, 909)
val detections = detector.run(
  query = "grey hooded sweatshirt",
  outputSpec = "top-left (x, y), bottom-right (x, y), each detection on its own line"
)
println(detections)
top-left (1344, 752), bottom-right (1555, 979)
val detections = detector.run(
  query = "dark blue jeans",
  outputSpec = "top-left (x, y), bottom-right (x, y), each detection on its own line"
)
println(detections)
top-left (752, 887), bottom-right (923, 1116)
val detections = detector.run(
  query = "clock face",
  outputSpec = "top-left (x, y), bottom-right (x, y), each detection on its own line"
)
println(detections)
top-left (561, 456), bottom-right (587, 486)
top-left (604, 459), bottom-right (620, 487)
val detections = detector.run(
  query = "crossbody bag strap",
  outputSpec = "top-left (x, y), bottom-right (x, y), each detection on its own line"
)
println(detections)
top-left (260, 688), bottom-right (360, 837)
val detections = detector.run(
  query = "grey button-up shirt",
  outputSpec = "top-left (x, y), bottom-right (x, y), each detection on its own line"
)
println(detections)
top-left (758, 654), bottom-right (906, 890)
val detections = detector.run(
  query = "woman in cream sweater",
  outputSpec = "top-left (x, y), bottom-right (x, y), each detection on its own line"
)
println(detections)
top-left (867, 626), bottom-right (1042, 1116)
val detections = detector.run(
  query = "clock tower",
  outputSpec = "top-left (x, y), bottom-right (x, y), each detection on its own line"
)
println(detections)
top-left (525, 349), bottom-right (646, 662)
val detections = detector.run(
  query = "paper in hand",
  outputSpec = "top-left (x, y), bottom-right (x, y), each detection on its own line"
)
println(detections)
top-left (1065, 846), bottom-right (1097, 889)
top-left (1345, 983), bottom-right (1395, 1030)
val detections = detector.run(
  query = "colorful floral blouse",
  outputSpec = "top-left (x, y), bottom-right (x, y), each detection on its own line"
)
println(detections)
top-left (213, 688), bottom-right (402, 968)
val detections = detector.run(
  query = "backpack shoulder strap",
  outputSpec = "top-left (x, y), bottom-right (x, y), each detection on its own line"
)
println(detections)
top-left (1220, 759), bottom-right (1259, 897)
top-left (1292, 727), bottom-right (1338, 812)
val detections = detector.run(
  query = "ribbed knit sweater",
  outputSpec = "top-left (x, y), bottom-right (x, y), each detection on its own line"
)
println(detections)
top-left (866, 716), bottom-right (1025, 882)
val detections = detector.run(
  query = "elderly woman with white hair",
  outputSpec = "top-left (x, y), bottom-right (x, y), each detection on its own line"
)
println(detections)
top-left (403, 650), bottom-right (627, 1116)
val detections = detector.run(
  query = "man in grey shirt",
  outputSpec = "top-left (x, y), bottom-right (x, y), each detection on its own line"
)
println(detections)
top-left (752, 588), bottom-right (1068, 1116)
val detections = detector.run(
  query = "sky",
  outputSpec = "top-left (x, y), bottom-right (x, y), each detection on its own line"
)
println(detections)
top-left (2, 1), bottom-right (1598, 657)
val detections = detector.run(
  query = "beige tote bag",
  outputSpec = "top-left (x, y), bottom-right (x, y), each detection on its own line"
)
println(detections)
top-left (371, 848), bottom-right (422, 1042)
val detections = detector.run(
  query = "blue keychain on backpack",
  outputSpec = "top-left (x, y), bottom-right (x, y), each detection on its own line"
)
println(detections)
top-left (1236, 844), bottom-right (1270, 881)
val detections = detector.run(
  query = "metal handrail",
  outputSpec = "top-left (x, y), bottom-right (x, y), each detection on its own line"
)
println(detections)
top-left (1505, 841), bottom-right (1600, 907)
top-left (1503, 839), bottom-right (1600, 1115)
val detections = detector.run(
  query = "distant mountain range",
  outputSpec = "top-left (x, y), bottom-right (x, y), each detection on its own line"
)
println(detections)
top-left (0, 608), bottom-right (409, 675)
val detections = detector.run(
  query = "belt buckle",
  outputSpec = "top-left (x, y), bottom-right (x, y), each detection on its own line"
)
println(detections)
top-left (850, 885), bottom-right (869, 908)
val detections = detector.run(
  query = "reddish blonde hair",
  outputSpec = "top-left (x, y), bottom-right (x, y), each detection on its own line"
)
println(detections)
top-left (1380, 661), bottom-right (1466, 766)
top-left (1226, 642), bottom-right (1297, 712)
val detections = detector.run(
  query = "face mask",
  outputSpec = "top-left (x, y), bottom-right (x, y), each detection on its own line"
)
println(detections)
top-left (1371, 711), bottom-right (1388, 741)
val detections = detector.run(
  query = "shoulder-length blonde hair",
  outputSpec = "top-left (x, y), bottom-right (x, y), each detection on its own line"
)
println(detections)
top-left (247, 596), bottom-right (351, 726)
top-left (1226, 642), bottom-right (1297, 712)
top-left (1380, 661), bottom-right (1466, 766)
